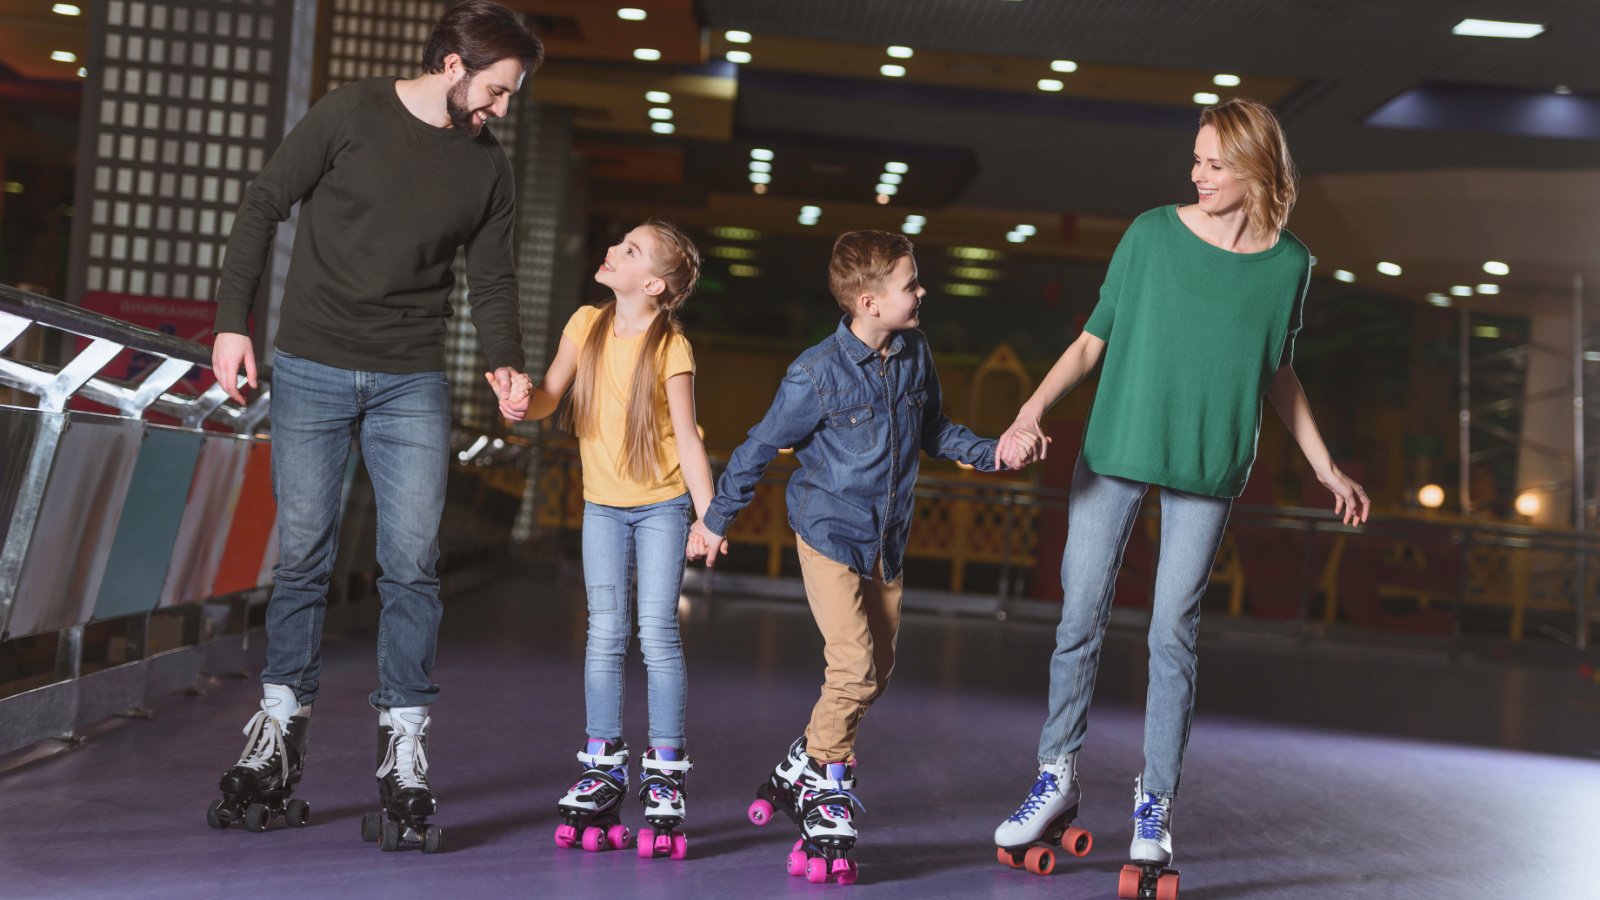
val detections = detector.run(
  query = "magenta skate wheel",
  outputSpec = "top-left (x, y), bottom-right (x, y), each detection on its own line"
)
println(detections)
top-left (670, 834), bottom-right (688, 860)
top-left (554, 824), bottom-right (577, 849)
top-left (581, 826), bottom-right (606, 852)
top-left (805, 857), bottom-right (829, 883)
top-left (748, 798), bottom-right (774, 826)
top-left (606, 823), bottom-right (631, 850)
top-left (637, 827), bottom-right (656, 858)
top-left (787, 849), bottom-right (809, 877)
top-left (833, 859), bottom-right (859, 885)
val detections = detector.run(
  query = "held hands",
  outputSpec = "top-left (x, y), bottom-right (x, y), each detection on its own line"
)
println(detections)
top-left (484, 367), bottom-right (533, 422)
top-left (1317, 463), bottom-right (1371, 526)
top-left (996, 415), bottom-right (1051, 471)
top-left (686, 519), bottom-right (728, 567)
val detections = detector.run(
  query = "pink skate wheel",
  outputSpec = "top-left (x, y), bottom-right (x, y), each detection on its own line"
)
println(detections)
top-left (581, 826), bottom-right (606, 852)
top-left (606, 823), bottom-right (631, 850)
top-left (637, 827), bottom-right (656, 858)
top-left (747, 798), bottom-right (774, 825)
top-left (792, 838), bottom-right (805, 851)
top-left (787, 849), bottom-right (809, 877)
top-left (1156, 870), bottom-right (1180, 900)
top-left (805, 857), bottom-right (829, 883)
top-left (554, 824), bottom-right (577, 849)
top-left (1063, 826), bottom-right (1093, 857)
top-left (670, 834), bottom-right (688, 860)
top-left (832, 858), bottom-right (858, 885)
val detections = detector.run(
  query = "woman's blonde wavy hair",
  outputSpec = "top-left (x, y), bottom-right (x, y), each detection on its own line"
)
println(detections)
top-left (1199, 98), bottom-right (1298, 239)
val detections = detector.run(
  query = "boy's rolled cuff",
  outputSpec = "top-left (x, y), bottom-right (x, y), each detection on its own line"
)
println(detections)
top-left (701, 504), bottom-right (734, 537)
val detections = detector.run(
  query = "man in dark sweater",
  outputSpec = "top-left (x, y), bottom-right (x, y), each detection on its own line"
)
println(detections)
top-left (206, 1), bottom-right (541, 847)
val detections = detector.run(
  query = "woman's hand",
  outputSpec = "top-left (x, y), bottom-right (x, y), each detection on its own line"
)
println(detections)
top-left (997, 415), bottom-right (1050, 470)
top-left (1317, 464), bottom-right (1370, 526)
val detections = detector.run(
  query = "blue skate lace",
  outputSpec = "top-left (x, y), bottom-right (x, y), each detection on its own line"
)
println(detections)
top-left (1007, 772), bottom-right (1059, 823)
top-left (1133, 793), bottom-right (1168, 841)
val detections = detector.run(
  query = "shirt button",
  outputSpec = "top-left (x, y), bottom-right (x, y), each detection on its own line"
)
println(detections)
top-left (850, 416), bottom-right (857, 424)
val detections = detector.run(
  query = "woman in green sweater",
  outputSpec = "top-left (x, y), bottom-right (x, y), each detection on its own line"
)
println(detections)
top-left (991, 99), bottom-right (1369, 890)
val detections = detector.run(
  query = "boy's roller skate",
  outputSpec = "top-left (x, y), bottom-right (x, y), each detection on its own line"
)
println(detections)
top-left (554, 740), bottom-right (632, 852)
top-left (636, 747), bottom-right (692, 860)
top-left (207, 684), bottom-right (312, 832)
top-left (994, 755), bottom-right (1093, 875)
top-left (360, 707), bottom-right (442, 853)
top-left (786, 759), bottom-right (862, 886)
top-left (746, 735), bottom-right (808, 827)
top-left (1118, 775), bottom-right (1179, 900)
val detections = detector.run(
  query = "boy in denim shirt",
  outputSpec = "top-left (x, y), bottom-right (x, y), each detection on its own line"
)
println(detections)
top-left (689, 230), bottom-right (1010, 881)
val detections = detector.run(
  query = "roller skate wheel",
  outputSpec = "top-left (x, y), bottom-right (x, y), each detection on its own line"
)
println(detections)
top-left (996, 846), bottom-right (1023, 869)
top-left (832, 858), bottom-right (859, 885)
top-left (1118, 864), bottom-right (1142, 899)
top-left (805, 857), bottom-right (829, 884)
top-left (379, 819), bottom-right (402, 852)
top-left (787, 849), bottom-right (809, 877)
top-left (1063, 825), bottom-right (1093, 857)
top-left (1156, 870), bottom-right (1180, 900)
top-left (581, 826), bottom-right (606, 852)
top-left (206, 800), bottom-right (226, 830)
top-left (670, 833), bottom-right (688, 861)
top-left (285, 798), bottom-right (310, 827)
top-left (362, 812), bottom-right (383, 843)
top-left (553, 823), bottom-right (577, 849)
top-left (243, 803), bottom-right (269, 833)
top-left (606, 823), bottom-right (631, 850)
top-left (637, 827), bottom-right (656, 858)
top-left (1024, 845), bottom-right (1055, 876)
top-left (422, 824), bottom-right (444, 854)
top-left (747, 798), bottom-right (774, 825)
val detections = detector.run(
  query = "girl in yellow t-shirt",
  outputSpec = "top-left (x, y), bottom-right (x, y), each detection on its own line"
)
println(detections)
top-left (502, 219), bottom-right (712, 857)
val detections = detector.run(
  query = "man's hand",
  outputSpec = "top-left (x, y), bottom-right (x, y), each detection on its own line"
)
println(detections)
top-left (485, 367), bottom-right (531, 422)
top-left (687, 519), bottom-right (728, 567)
top-left (212, 332), bottom-right (257, 405)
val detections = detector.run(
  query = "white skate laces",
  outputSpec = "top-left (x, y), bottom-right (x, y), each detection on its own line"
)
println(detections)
top-left (377, 709), bottom-right (431, 791)
top-left (235, 686), bottom-right (300, 782)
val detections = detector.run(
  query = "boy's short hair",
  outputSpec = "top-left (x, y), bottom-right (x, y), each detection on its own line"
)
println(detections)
top-left (828, 230), bottom-right (914, 316)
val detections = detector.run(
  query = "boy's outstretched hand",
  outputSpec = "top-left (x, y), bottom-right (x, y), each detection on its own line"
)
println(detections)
top-left (687, 519), bottom-right (728, 566)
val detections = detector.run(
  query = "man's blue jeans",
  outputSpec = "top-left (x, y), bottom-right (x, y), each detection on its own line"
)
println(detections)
top-left (261, 350), bottom-right (450, 710)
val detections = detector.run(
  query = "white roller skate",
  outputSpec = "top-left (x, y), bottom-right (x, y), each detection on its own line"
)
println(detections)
top-left (554, 740), bottom-right (631, 853)
top-left (636, 747), bottom-right (693, 860)
top-left (1118, 775), bottom-right (1180, 899)
top-left (994, 754), bottom-right (1093, 875)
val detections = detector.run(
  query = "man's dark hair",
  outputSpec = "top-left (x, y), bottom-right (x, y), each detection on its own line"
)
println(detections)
top-left (421, 0), bottom-right (544, 76)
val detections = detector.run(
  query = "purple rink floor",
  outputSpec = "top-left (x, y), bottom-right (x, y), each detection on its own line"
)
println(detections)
top-left (2, 562), bottom-right (1596, 899)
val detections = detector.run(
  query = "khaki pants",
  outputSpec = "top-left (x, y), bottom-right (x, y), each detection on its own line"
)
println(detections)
top-left (796, 534), bottom-right (905, 763)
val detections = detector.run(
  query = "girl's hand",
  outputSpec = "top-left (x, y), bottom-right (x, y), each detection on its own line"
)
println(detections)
top-left (998, 416), bottom-right (1049, 469)
top-left (1317, 464), bottom-right (1370, 526)
top-left (686, 531), bottom-right (706, 560)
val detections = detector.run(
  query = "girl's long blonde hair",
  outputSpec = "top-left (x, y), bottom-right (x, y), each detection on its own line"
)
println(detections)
top-left (563, 219), bottom-right (701, 482)
top-left (1199, 98), bottom-right (1298, 239)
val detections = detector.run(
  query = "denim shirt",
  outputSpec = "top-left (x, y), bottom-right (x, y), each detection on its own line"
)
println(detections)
top-left (703, 319), bottom-right (998, 582)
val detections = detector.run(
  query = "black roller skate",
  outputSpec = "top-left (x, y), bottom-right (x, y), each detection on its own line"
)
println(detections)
top-left (1118, 776), bottom-right (1179, 899)
top-left (636, 747), bottom-right (693, 860)
top-left (994, 755), bottom-right (1094, 875)
top-left (746, 735), bottom-right (809, 827)
top-left (554, 740), bottom-right (631, 852)
top-left (360, 707), bottom-right (442, 853)
top-left (786, 759), bottom-right (862, 886)
top-left (207, 684), bottom-right (311, 832)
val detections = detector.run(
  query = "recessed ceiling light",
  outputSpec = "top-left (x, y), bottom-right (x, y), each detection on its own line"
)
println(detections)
top-left (1554, 85), bottom-right (1573, 95)
top-left (903, 222), bottom-right (923, 235)
top-left (729, 264), bottom-right (761, 278)
top-left (749, 161), bottom-right (772, 173)
top-left (1014, 224), bottom-right (1037, 237)
top-left (875, 194), bottom-right (891, 205)
top-left (1476, 284), bottom-right (1501, 295)
top-left (52, 3), bottom-right (82, 15)
top-left (946, 283), bottom-right (987, 297)
top-left (878, 173), bottom-right (903, 185)
top-left (618, 8), bottom-right (647, 21)
top-left (887, 46), bottom-right (914, 59)
top-left (752, 183), bottom-right (768, 194)
top-left (875, 183), bottom-right (899, 195)
top-left (1193, 91), bottom-right (1219, 105)
top-left (76, 67), bottom-right (86, 78)
top-left (50, 50), bottom-right (77, 63)
top-left (710, 227), bottom-right (761, 241)
top-left (1006, 233), bottom-right (1026, 243)
top-left (1037, 79), bottom-right (1064, 92)
top-left (645, 91), bottom-right (671, 104)
top-left (1450, 285), bottom-right (1473, 296)
top-left (801, 206), bottom-right (822, 217)
top-left (950, 246), bottom-right (1001, 261)
top-left (725, 30), bottom-right (752, 44)
top-left (798, 215), bottom-right (819, 226)
top-left (1483, 260), bottom-right (1510, 276)
top-left (749, 172), bottom-right (772, 184)
top-left (648, 107), bottom-right (673, 120)
top-left (880, 64), bottom-right (907, 78)
top-left (710, 246), bottom-right (757, 260)
top-left (651, 122), bottom-right (675, 134)
top-left (884, 161), bottom-right (909, 174)
top-left (904, 215), bottom-right (926, 226)
top-left (750, 148), bottom-right (775, 161)
top-left (1427, 293), bottom-right (1451, 306)
top-left (1213, 74), bottom-right (1241, 87)
top-left (1475, 325), bottom-right (1502, 339)
top-left (633, 48), bottom-right (661, 61)
top-left (952, 267), bottom-right (1001, 281)
top-left (1452, 18), bottom-right (1545, 39)
top-left (1050, 60), bottom-right (1078, 73)
top-left (726, 50), bottom-right (752, 64)
top-left (1334, 269), bottom-right (1355, 283)
top-left (1376, 261), bottom-right (1402, 276)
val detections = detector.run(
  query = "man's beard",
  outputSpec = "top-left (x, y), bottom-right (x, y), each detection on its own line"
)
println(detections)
top-left (446, 74), bottom-right (482, 136)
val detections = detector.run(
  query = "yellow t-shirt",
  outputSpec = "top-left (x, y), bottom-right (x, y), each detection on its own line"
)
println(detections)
top-left (562, 304), bottom-right (696, 507)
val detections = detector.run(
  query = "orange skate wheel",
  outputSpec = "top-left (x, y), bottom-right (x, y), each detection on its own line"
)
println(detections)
top-left (1156, 870), bottom-right (1180, 900)
top-left (1118, 864), bottom-right (1142, 899)
top-left (996, 846), bottom-right (1023, 868)
top-left (1062, 825), bottom-right (1093, 857)
top-left (1023, 845), bottom-right (1055, 876)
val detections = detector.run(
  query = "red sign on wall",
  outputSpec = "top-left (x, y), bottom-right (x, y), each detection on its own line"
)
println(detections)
top-left (77, 291), bottom-right (223, 395)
